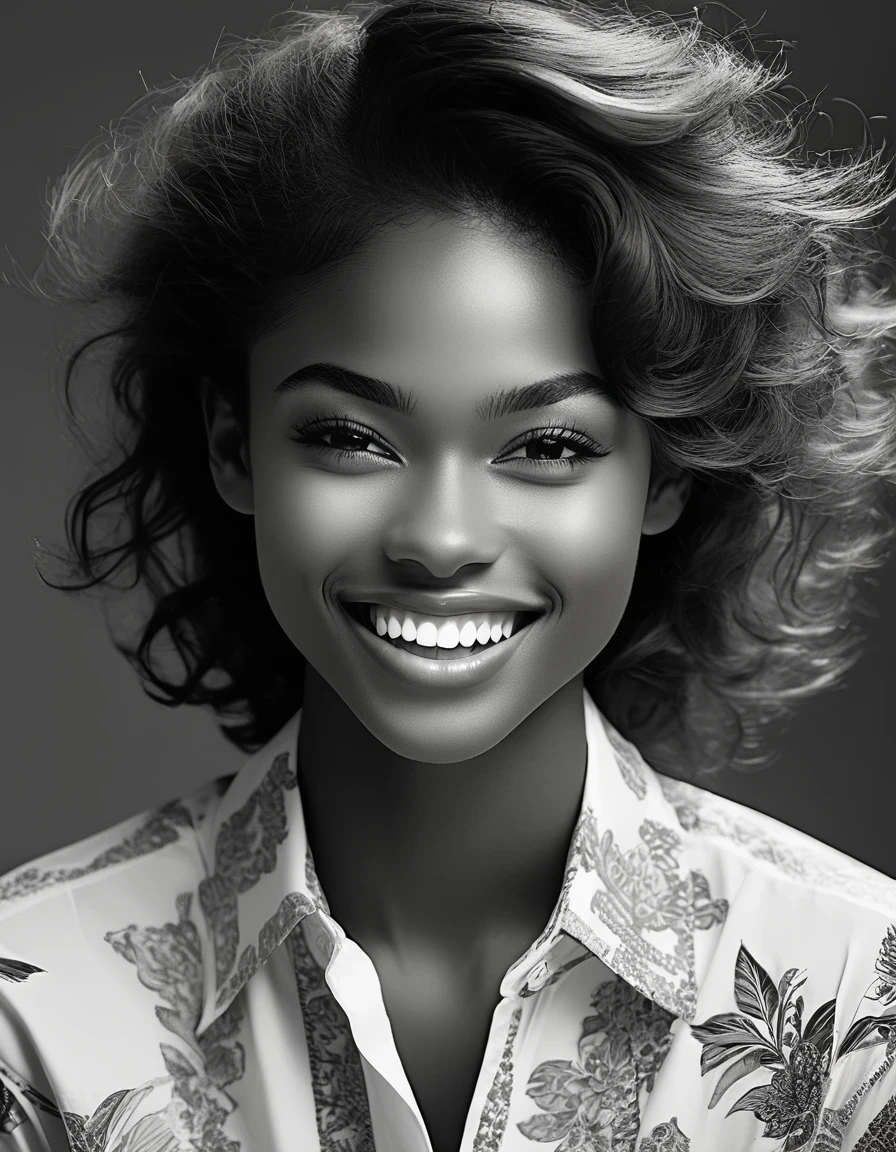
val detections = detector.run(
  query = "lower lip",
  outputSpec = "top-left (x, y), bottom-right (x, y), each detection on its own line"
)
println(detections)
top-left (338, 601), bottom-right (540, 690)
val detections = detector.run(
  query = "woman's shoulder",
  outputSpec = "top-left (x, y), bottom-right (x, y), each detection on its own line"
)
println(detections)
top-left (0, 771), bottom-right (235, 924)
top-left (657, 771), bottom-right (896, 918)
top-left (0, 772), bottom-right (235, 1150)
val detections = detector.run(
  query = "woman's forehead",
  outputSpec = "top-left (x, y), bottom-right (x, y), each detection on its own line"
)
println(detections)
top-left (250, 211), bottom-right (594, 370)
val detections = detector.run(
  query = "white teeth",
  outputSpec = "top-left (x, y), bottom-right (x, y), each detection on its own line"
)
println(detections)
top-left (367, 605), bottom-right (518, 649)
top-left (459, 620), bottom-right (478, 647)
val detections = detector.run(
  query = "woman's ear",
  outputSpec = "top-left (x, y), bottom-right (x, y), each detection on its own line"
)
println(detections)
top-left (641, 467), bottom-right (691, 537)
top-left (198, 376), bottom-right (254, 516)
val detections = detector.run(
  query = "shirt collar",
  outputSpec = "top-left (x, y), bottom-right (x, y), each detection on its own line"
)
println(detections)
top-left (193, 686), bottom-right (727, 1038)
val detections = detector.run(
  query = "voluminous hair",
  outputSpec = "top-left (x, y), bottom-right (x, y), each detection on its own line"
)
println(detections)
top-left (21, 0), bottom-right (896, 775)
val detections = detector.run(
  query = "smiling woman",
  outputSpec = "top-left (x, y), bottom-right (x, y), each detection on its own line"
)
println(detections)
top-left (197, 210), bottom-right (688, 768)
top-left (3, 1), bottom-right (896, 1151)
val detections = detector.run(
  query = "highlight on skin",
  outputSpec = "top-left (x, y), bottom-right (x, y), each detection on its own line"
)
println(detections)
top-left (15, 0), bottom-right (896, 777)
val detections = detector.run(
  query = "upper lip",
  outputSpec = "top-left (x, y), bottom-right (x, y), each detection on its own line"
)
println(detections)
top-left (338, 589), bottom-right (546, 617)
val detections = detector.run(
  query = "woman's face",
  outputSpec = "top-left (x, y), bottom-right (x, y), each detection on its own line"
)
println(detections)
top-left (205, 210), bottom-right (688, 763)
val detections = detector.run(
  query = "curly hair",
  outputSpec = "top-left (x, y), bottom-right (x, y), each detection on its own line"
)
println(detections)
top-left (18, 0), bottom-right (896, 776)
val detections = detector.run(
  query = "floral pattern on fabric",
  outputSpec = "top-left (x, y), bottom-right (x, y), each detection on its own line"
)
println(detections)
top-left (6, 690), bottom-right (896, 1152)
top-left (62, 1079), bottom-right (193, 1152)
top-left (472, 1005), bottom-right (523, 1152)
top-left (870, 924), bottom-right (896, 1007)
top-left (602, 721), bottom-right (648, 801)
top-left (196, 750), bottom-right (309, 1003)
top-left (815, 927), bottom-right (896, 1150)
top-left (658, 777), bottom-right (896, 912)
top-left (305, 840), bottom-right (331, 916)
top-left (575, 809), bottom-right (728, 1020)
top-left (0, 800), bottom-right (195, 907)
top-left (214, 888), bottom-right (317, 1011)
top-left (636, 1117), bottom-right (690, 1151)
top-left (287, 922), bottom-right (375, 1152)
top-left (692, 928), bottom-right (896, 1152)
top-left (691, 942), bottom-right (832, 1151)
top-left (0, 956), bottom-right (44, 984)
top-left (100, 889), bottom-right (247, 1151)
top-left (518, 977), bottom-right (676, 1151)
top-left (853, 1095), bottom-right (896, 1150)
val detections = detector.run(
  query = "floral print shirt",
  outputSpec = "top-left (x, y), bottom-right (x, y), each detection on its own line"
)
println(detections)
top-left (1, 687), bottom-right (895, 1152)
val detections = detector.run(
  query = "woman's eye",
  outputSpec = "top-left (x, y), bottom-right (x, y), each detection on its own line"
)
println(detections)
top-left (288, 415), bottom-right (611, 472)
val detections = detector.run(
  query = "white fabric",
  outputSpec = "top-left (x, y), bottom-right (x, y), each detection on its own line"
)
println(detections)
top-left (1, 687), bottom-right (894, 1151)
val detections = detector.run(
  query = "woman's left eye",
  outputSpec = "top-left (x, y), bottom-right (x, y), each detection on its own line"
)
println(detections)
top-left (288, 415), bottom-right (611, 471)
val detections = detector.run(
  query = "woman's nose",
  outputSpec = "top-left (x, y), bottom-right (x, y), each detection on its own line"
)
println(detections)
top-left (380, 460), bottom-right (505, 577)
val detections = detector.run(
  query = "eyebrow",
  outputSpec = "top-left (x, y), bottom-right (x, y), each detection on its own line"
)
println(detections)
top-left (273, 361), bottom-right (617, 421)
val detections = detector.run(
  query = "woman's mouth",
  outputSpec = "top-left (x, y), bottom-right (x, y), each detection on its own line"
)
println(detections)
top-left (340, 600), bottom-right (541, 661)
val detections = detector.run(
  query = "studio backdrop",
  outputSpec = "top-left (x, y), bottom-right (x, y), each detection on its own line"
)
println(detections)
top-left (1, 0), bottom-right (894, 876)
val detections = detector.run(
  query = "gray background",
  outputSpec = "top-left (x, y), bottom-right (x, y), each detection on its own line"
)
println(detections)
top-left (1, 1), bottom-right (894, 876)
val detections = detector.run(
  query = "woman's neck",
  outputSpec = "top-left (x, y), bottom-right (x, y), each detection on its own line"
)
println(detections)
top-left (295, 667), bottom-right (588, 961)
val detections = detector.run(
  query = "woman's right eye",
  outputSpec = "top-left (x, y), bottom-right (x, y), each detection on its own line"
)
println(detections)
top-left (289, 416), bottom-right (392, 460)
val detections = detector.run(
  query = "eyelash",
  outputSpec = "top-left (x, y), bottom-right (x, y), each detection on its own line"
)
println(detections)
top-left (287, 414), bottom-right (611, 471)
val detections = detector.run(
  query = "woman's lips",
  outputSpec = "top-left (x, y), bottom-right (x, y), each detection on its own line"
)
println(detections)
top-left (338, 598), bottom-right (541, 690)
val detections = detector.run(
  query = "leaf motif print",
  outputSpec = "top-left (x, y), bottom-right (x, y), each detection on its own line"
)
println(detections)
top-left (690, 1011), bottom-right (779, 1073)
top-left (725, 1084), bottom-right (776, 1116)
top-left (870, 924), bottom-right (896, 1007)
top-left (690, 943), bottom-right (833, 1151)
top-left (836, 1011), bottom-right (896, 1059)
top-left (0, 956), bottom-right (45, 984)
top-left (61, 1078), bottom-right (188, 1152)
top-left (115, 1111), bottom-right (188, 1150)
top-left (790, 926), bottom-right (896, 1151)
top-left (803, 1000), bottom-right (836, 1057)
top-left (833, 922), bottom-right (896, 1063)
top-left (733, 944), bottom-right (779, 1029)
top-left (706, 1049), bottom-right (766, 1108)
top-left (775, 969), bottom-right (807, 1051)
top-left (79, 1088), bottom-right (134, 1145)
